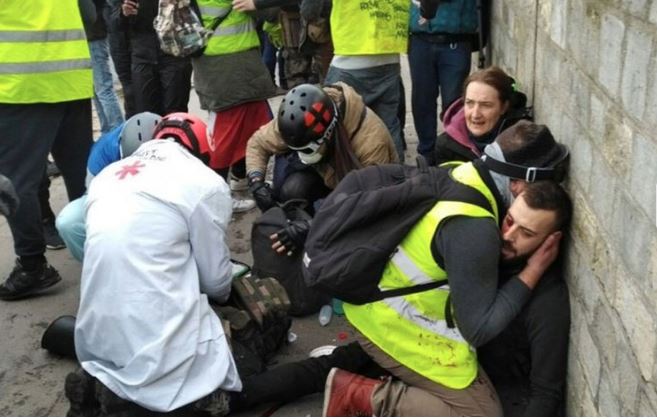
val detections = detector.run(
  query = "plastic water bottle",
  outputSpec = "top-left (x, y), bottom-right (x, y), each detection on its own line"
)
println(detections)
top-left (318, 304), bottom-right (333, 326)
top-left (332, 298), bottom-right (344, 315)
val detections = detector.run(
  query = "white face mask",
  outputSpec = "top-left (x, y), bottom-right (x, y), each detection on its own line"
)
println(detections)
top-left (482, 142), bottom-right (514, 207)
top-left (288, 102), bottom-right (338, 165)
top-left (288, 141), bottom-right (324, 165)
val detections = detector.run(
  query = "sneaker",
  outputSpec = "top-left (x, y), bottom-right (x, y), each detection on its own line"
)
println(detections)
top-left (0, 259), bottom-right (62, 301)
top-left (232, 198), bottom-right (256, 213)
top-left (43, 221), bottom-right (66, 250)
top-left (230, 176), bottom-right (249, 192)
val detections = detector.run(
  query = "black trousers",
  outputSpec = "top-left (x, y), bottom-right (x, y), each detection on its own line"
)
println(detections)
top-left (89, 341), bottom-right (384, 415)
top-left (131, 50), bottom-right (192, 115)
top-left (0, 100), bottom-right (92, 257)
top-left (232, 341), bottom-right (386, 411)
top-left (38, 168), bottom-right (55, 222)
top-left (107, 30), bottom-right (136, 118)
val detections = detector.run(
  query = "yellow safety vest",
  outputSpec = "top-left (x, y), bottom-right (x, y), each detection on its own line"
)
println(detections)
top-left (197, 0), bottom-right (259, 56)
top-left (344, 162), bottom-right (499, 389)
top-left (330, 0), bottom-right (409, 55)
top-left (0, 1), bottom-right (93, 104)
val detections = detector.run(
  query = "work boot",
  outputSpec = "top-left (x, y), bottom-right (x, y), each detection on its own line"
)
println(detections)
top-left (64, 369), bottom-right (100, 417)
top-left (0, 259), bottom-right (62, 301)
top-left (322, 368), bottom-right (381, 417)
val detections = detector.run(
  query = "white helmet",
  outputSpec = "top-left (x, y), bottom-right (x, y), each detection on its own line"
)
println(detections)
top-left (119, 112), bottom-right (162, 158)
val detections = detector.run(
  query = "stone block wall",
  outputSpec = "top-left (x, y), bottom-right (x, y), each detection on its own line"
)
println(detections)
top-left (490, 0), bottom-right (657, 415)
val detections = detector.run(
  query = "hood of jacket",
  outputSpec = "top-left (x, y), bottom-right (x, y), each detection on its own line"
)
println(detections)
top-left (442, 98), bottom-right (480, 156)
top-left (324, 82), bottom-right (366, 137)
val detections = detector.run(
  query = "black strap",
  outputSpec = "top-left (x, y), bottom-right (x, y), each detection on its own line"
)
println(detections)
top-left (192, 0), bottom-right (232, 32)
top-left (373, 279), bottom-right (448, 302)
top-left (481, 153), bottom-right (568, 182)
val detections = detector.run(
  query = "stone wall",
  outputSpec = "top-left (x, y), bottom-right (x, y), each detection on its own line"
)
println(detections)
top-left (490, 0), bottom-right (657, 415)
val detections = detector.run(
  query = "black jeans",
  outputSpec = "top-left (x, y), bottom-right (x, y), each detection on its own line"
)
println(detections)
top-left (38, 169), bottom-right (56, 223)
top-left (130, 36), bottom-right (192, 115)
top-left (90, 341), bottom-right (384, 415)
top-left (0, 100), bottom-right (92, 257)
top-left (107, 30), bottom-right (136, 118)
top-left (232, 341), bottom-right (385, 411)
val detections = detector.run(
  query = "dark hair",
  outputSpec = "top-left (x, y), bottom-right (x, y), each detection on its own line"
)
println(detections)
top-left (463, 66), bottom-right (515, 104)
top-left (496, 120), bottom-right (568, 171)
top-left (522, 181), bottom-right (573, 232)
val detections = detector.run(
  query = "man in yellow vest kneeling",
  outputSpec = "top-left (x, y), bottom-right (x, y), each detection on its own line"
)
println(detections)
top-left (323, 121), bottom-right (572, 416)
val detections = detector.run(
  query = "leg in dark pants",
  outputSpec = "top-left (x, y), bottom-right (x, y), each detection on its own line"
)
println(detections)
top-left (0, 103), bottom-right (63, 257)
top-left (278, 169), bottom-right (331, 213)
top-left (132, 61), bottom-right (163, 115)
top-left (159, 55), bottom-right (192, 114)
top-left (50, 100), bottom-right (93, 201)
top-left (107, 30), bottom-right (136, 118)
top-left (0, 100), bottom-right (91, 258)
top-left (38, 170), bottom-right (56, 222)
top-left (231, 342), bottom-right (384, 411)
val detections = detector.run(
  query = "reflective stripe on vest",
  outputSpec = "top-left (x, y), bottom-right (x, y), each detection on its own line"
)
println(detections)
top-left (330, 0), bottom-right (409, 55)
top-left (197, 0), bottom-right (259, 55)
top-left (0, 1), bottom-right (93, 103)
top-left (344, 162), bottom-right (498, 389)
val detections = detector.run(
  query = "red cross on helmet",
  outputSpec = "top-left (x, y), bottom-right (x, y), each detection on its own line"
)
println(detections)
top-left (154, 112), bottom-right (215, 168)
top-left (277, 84), bottom-right (338, 164)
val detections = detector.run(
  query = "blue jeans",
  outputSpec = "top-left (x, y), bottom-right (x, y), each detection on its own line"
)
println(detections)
top-left (89, 39), bottom-right (124, 134)
top-left (325, 63), bottom-right (404, 163)
top-left (408, 36), bottom-right (472, 157)
top-left (56, 195), bottom-right (87, 262)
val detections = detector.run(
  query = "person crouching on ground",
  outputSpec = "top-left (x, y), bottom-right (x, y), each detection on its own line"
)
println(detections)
top-left (246, 82), bottom-right (398, 253)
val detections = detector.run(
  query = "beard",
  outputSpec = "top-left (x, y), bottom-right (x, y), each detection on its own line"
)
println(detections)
top-left (500, 241), bottom-right (531, 268)
top-left (500, 253), bottom-right (530, 268)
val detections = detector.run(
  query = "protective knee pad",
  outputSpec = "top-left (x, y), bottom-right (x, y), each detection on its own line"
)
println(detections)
top-left (278, 170), bottom-right (329, 204)
top-left (42, 315), bottom-right (77, 359)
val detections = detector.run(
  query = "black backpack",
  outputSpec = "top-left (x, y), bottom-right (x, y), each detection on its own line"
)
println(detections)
top-left (301, 158), bottom-right (493, 305)
top-left (251, 202), bottom-right (331, 316)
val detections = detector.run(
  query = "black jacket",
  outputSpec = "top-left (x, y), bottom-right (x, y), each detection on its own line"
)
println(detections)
top-left (478, 262), bottom-right (570, 416)
top-left (84, 0), bottom-right (109, 41)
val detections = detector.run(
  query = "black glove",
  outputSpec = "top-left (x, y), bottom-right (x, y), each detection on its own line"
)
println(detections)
top-left (275, 218), bottom-right (311, 254)
top-left (0, 174), bottom-right (19, 218)
top-left (249, 180), bottom-right (276, 212)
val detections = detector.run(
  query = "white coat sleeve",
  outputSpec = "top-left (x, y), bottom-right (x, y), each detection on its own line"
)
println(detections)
top-left (188, 189), bottom-right (234, 303)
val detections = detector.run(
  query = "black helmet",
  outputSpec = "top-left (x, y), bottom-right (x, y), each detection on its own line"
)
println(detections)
top-left (277, 84), bottom-right (338, 150)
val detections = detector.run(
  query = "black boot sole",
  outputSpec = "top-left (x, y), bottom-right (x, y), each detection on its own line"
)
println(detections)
top-left (0, 272), bottom-right (62, 301)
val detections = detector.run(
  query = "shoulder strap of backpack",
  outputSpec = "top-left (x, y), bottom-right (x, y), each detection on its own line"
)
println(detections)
top-left (370, 279), bottom-right (448, 302)
top-left (192, 0), bottom-right (232, 32)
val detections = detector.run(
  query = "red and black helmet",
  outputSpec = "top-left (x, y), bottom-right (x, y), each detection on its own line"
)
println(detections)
top-left (154, 113), bottom-right (214, 167)
top-left (277, 84), bottom-right (338, 150)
